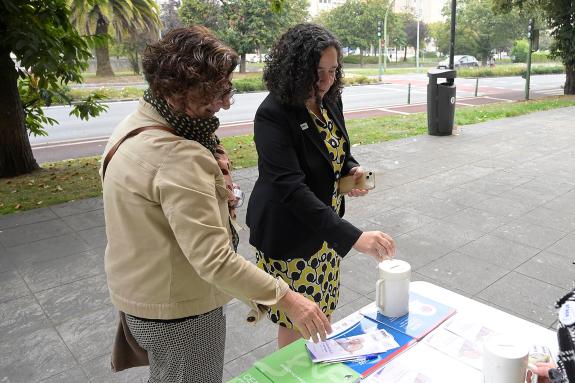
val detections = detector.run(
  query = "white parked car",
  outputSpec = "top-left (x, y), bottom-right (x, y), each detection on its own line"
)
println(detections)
top-left (437, 55), bottom-right (479, 69)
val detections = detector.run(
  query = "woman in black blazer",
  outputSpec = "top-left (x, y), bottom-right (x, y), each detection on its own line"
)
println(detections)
top-left (246, 23), bottom-right (395, 347)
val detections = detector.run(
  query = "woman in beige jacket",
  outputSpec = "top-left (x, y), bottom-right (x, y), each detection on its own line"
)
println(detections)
top-left (100, 26), bottom-right (330, 383)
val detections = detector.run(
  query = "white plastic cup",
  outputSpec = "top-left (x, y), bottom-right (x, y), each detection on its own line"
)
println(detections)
top-left (482, 335), bottom-right (528, 383)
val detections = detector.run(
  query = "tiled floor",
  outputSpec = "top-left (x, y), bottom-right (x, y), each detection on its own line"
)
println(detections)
top-left (1, 107), bottom-right (574, 382)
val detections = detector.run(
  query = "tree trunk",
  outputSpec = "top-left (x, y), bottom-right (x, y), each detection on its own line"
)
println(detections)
top-left (565, 64), bottom-right (574, 95)
top-left (95, 13), bottom-right (115, 77)
top-left (403, 46), bottom-right (407, 61)
top-left (0, 50), bottom-right (39, 178)
top-left (360, 49), bottom-right (364, 68)
top-left (240, 53), bottom-right (246, 73)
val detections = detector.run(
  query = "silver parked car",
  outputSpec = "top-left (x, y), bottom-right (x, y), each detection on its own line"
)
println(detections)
top-left (437, 55), bottom-right (479, 69)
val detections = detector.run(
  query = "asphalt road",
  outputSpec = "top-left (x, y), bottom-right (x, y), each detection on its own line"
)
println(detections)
top-left (32, 73), bottom-right (566, 163)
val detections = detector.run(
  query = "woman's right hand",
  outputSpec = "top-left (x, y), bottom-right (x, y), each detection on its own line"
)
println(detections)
top-left (353, 231), bottom-right (396, 261)
top-left (276, 290), bottom-right (332, 343)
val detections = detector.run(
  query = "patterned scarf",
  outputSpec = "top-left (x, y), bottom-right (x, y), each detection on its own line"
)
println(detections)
top-left (143, 89), bottom-right (239, 251)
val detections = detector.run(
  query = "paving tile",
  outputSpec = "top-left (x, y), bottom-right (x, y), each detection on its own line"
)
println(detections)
top-left (0, 295), bottom-right (50, 340)
top-left (517, 251), bottom-right (575, 290)
top-left (81, 353), bottom-right (148, 383)
top-left (458, 234), bottom-right (541, 270)
top-left (36, 273), bottom-right (110, 324)
top-left (492, 221), bottom-right (567, 250)
top-left (518, 207), bottom-right (575, 233)
top-left (544, 190), bottom-right (575, 214)
top-left (19, 249), bottom-right (104, 292)
top-left (56, 306), bottom-right (117, 364)
top-left (2, 232), bottom-right (93, 267)
top-left (224, 299), bottom-right (277, 363)
top-left (0, 207), bottom-right (57, 230)
top-left (61, 209), bottom-right (105, 231)
top-left (340, 253), bottom-right (380, 295)
top-left (402, 196), bottom-right (467, 220)
top-left (401, 220), bottom-right (484, 253)
top-left (547, 233), bottom-right (575, 257)
top-left (442, 207), bottom-right (514, 233)
top-left (0, 270), bottom-right (30, 303)
top-left (38, 367), bottom-right (89, 383)
top-left (0, 219), bottom-right (74, 248)
top-left (458, 178), bottom-right (518, 197)
top-left (50, 197), bottom-right (103, 218)
top-left (477, 272), bottom-right (568, 327)
top-left (366, 207), bottom-right (437, 237)
top-left (432, 186), bottom-right (492, 208)
top-left (77, 226), bottom-right (108, 248)
top-left (224, 341), bottom-right (276, 380)
top-left (0, 327), bottom-right (76, 383)
top-left (392, 232), bottom-right (453, 270)
top-left (472, 195), bottom-right (534, 218)
top-left (337, 285), bottom-right (363, 308)
top-left (418, 251), bottom-right (509, 296)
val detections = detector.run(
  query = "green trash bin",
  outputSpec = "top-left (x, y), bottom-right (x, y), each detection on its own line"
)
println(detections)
top-left (427, 69), bottom-right (457, 136)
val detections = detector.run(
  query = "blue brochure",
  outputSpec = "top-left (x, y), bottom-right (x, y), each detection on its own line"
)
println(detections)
top-left (360, 291), bottom-right (456, 340)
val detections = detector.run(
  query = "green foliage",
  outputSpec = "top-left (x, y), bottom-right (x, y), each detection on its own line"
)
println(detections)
top-left (342, 55), bottom-right (380, 65)
top-left (0, 0), bottom-right (108, 136)
top-left (458, 64), bottom-right (564, 78)
top-left (492, 0), bottom-right (575, 93)
top-left (431, 0), bottom-right (527, 63)
top-left (69, 0), bottom-right (161, 76)
top-left (317, 0), bottom-right (392, 58)
top-left (511, 39), bottom-right (529, 62)
top-left (180, 0), bottom-right (307, 71)
top-left (232, 75), bottom-right (265, 92)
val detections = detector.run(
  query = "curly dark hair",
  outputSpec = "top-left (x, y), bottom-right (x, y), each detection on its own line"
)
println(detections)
top-left (263, 23), bottom-right (343, 106)
top-left (142, 26), bottom-right (238, 112)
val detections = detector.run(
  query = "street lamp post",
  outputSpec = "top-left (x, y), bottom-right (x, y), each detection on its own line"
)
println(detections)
top-left (383, 0), bottom-right (396, 74)
top-left (415, 0), bottom-right (421, 71)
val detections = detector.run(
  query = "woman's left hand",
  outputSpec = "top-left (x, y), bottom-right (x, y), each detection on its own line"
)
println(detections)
top-left (346, 166), bottom-right (369, 197)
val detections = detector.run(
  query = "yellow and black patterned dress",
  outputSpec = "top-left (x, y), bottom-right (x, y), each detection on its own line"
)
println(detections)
top-left (256, 106), bottom-right (348, 328)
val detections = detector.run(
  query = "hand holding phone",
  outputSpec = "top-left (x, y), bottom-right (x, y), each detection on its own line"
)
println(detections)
top-left (338, 170), bottom-right (375, 194)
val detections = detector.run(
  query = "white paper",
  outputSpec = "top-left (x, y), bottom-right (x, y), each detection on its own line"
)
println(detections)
top-left (306, 329), bottom-right (400, 363)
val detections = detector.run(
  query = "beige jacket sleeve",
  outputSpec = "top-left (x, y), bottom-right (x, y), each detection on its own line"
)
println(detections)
top-left (157, 141), bottom-right (289, 320)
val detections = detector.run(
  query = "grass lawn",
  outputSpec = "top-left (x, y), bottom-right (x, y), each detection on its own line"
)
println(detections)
top-left (2, 96), bottom-right (575, 215)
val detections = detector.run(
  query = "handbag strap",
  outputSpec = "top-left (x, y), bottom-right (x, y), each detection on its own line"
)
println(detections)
top-left (102, 125), bottom-right (174, 180)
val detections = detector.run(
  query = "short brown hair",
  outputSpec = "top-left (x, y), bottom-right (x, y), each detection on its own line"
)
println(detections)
top-left (142, 26), bottom-right (238, 112)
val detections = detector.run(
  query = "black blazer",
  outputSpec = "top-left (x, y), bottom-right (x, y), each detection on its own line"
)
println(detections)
top-left (246, 94), bottom-right (362, 260)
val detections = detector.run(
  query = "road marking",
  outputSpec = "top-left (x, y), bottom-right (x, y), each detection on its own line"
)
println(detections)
top-left (482, 96), bottom-right (514, 102)
top-left (377, 108), bottom-right (410, 115)
top-left (33, 138), bottom-right (109, 150)
top-left (456, 102), bottom-right (476, 106)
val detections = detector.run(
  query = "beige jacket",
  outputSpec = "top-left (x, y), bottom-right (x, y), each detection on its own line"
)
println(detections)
top-left (100, 100), bottom-right (289, 320)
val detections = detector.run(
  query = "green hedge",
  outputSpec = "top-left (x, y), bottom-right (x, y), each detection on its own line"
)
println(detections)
top-left (342, 55), bottom-right (380, 65)
top-left (232, 75), bottom-right (265, 92)
top-left (458, 64), bottom-right (564, 78)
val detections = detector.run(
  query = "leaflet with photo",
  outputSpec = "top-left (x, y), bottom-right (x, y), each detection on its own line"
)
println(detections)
top-left (306, 329), bottom-right (400, 363)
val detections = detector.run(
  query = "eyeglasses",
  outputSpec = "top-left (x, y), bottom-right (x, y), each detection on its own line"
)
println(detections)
top-left (219, 87), bottom-right (237, 105)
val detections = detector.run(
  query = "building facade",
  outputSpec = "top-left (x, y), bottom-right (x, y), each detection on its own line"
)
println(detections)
top-left (308, 0), bottom-right (347, 18)
top-left (393, 0), bottom-right (447, 23)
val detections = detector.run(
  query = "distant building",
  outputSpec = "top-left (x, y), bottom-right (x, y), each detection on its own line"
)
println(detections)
top-left (393, 0), bottom-right (447, 23)
top-left (308, 0), bottom-right (347, 18)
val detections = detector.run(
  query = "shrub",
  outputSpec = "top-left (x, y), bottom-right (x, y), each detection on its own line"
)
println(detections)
top-left (232, 76), bottom-right (265, 92)
top-left (511, 40), bottom-right (529, 63)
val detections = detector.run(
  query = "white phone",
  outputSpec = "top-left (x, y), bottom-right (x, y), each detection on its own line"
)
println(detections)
top-left (338, 171), bottom-right (376, 194)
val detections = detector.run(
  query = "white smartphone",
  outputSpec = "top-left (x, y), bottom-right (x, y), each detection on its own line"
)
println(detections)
top-left (338, 171), bottom-right (376, 194)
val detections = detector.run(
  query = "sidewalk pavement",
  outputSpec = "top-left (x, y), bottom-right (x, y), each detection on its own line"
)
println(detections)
top-left (2, 107), bottom-right (575, 383)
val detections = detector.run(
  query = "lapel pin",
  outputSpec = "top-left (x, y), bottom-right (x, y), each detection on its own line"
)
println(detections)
top-left (300, 122), bottom-right (309, 131)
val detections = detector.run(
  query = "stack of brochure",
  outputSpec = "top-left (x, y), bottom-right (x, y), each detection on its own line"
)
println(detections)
top-left (306, 329), bottom-right (400, 363)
